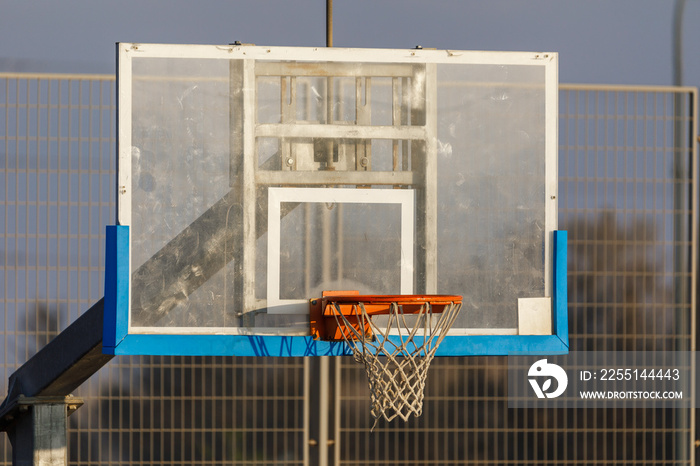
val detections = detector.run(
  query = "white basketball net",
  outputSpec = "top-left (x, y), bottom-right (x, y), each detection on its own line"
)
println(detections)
top-left (330, 299), bottom-right (461, 430)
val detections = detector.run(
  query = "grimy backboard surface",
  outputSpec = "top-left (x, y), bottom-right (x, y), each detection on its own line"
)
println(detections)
top-left (110, 43), bottom-right (563, 356)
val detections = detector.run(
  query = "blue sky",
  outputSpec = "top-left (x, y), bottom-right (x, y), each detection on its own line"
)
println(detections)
top-left (1, 1), bottom-right (699, 87)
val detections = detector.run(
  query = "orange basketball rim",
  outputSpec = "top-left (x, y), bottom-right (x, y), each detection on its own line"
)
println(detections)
top-left (309, 290), bottom-right (463, 341)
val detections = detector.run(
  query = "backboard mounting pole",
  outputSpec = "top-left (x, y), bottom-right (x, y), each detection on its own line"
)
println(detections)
top-left (307, 357), bottom-right (338, 466)
top-left (326, 0), bottom-right (333, 47)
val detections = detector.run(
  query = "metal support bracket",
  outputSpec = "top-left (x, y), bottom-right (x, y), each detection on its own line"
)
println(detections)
top-left (0, 298), bottom-right (112, 463)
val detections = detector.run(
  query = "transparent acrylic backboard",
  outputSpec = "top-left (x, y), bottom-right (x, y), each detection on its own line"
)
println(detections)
top-left (105, 43), bottom-right (567, 356)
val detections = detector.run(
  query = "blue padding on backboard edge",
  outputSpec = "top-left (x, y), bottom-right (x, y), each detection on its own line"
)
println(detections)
top-left (103, 227), bottom-right (569, 357)
top-left (103, 225), bottom-right (130, 353)
top-left (552, 230), bottom-right (569, 349)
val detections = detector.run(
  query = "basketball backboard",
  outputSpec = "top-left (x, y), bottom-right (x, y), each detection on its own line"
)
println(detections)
top-left (104, 43), bottom-right (567, 356)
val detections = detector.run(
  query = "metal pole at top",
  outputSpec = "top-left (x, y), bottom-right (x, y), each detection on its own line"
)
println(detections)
top-left (326, 0), bottom-right (333, 47)
top-left (673, 0), bottom-right (685, 87)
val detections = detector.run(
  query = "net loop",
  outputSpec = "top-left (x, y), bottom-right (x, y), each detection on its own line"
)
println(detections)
top-left (328, 298), bottom-right (462, 430)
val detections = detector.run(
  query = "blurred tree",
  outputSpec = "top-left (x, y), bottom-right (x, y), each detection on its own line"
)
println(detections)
top-left (565, 212), bottom-right (674, 351)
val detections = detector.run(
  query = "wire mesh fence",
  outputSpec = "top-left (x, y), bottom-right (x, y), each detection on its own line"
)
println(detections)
top-left (0, 73), bottom-right (697, 464)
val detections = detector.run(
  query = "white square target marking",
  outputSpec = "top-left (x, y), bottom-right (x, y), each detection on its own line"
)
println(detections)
top-left (267, 187), bottom-right (415, 314)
